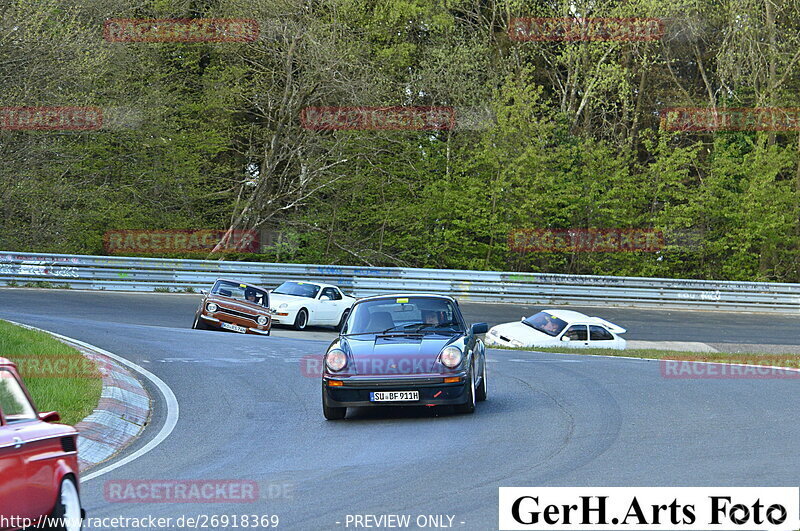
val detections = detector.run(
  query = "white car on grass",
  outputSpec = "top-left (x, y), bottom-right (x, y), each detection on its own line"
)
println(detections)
top-left (269, 280), bottom-right (356, 330)
top-left (486, 309), bottom-right (627, 350)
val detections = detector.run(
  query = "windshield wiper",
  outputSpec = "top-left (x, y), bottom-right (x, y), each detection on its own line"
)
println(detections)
top-left (402, 323), bottom-right (461, 334)
top-left (371, 323), bottom-right (431, 336)
top-left (345, 323), bottom-right (460, 336)
top-left (342, 327), bottom-right (422, 337)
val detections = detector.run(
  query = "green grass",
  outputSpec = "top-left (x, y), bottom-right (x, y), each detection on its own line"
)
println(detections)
top-left (491, 345), bottom-right (800, 367)
top-left (0, 320), bottom-right (102, 425)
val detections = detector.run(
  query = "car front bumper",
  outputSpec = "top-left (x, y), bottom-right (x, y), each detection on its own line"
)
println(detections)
top-left (267, 308), bottom-right (298, 325)
top-left (322, 373), bottom-right (469, 407)
top-left (200, 314), bottom-right (271, 335)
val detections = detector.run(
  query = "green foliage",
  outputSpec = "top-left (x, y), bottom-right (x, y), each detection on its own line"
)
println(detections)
top-left (1, 0), bottom-right (799, 282)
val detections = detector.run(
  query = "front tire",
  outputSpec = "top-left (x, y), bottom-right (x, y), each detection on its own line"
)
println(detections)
top-left (192, 314), bottom-right (209, 330)
top-left (335, 309), bottom-right (350, 332)
top-left (293, 308), bottom-right (309, 330)
top-left (454, 367), bottom-right (476, 414)
top-left (322, 386), bottom-right (346, 420)
top-left (46, 476), bottom-right (82, 530)
top-left (476, 358), bottom-right (487, 402)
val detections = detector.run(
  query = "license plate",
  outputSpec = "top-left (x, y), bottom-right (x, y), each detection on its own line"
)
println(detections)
top-left (221, 322), bottom-right (247, 333)
top-left (370, 391), bottom-right (419, 402)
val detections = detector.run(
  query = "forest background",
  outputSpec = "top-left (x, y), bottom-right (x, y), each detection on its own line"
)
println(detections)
top-left (2, 0), bottom-right (799, 282)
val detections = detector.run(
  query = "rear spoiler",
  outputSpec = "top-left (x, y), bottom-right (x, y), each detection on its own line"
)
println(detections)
top-left (592, 318), bottom-right (626, 334)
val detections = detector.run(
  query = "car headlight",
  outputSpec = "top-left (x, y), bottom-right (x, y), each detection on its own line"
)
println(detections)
top-left (325, 349), bottom-right (347, 372)
top-left (440, 346), bottom-right (463, 368)
top-left (257, 315), bottom-right (268, 326)
top-left (489, 329), bottom-right (499, 337)
top-left (206, 302), bottom-right (218, 312)
top-left (279, 303), bottom-right (288, 309)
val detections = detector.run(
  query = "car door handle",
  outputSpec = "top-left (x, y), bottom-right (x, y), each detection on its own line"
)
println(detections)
top-left (12, 437), bottom-right (24, 449)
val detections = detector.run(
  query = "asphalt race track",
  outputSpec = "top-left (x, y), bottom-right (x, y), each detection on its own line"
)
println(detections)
top-left (1, 288), bottom-right (799, 530)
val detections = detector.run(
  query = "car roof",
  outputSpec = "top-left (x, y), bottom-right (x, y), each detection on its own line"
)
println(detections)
top-left (539, 309), bottom-right (591, 321)
top-left (277, 280), bottom-right (341, 290)
top-left (539, 309), bottom-right (624, 329)
top-left (215, 278), bottom-right (266, 290)
top-left (355, 293), bottom-right (456, 303)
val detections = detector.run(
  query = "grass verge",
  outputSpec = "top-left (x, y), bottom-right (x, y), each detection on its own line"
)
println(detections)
top-left (0, 320), bottom-right (102, 425)
top-left (489, 345), bottom-right (800, 368)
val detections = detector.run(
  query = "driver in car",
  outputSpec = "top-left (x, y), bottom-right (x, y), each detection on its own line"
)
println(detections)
top-left (245, 288), bottom-right (258, 303)
top-left (421, 309), bottom-right (441, 325)
top-left (542, 318), bottom-right (560, 333)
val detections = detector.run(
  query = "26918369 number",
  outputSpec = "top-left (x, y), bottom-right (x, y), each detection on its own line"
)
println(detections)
top-left (192, 514), bottom-right (280, 528)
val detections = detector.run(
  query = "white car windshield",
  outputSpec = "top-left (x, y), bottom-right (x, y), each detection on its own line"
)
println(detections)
top-left (346, 296), bottom-right (463, 335)
top-left (522, 312), bottom-right (568, 337)
top-left (272, 281), bottom-right (320, 298)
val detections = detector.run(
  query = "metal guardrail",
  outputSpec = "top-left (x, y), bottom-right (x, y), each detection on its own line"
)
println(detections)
top-left (1, 251), bottom-right (799, 313)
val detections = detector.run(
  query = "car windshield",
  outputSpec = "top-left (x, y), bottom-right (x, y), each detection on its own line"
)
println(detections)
top-left (211, 280), bottom-right (268, 307)
top-left (522, 311), bottom-right (568, 337)
top-left (0, 369), bottom-right (36, 422)
top-left (272, 281), bottom-right (320, 299)
top-left (346, 296), bottom-right (463, 335)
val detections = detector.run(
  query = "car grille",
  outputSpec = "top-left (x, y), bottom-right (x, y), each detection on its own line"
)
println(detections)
top-left (218, 307), bottom-right (258, 322)
top-left (61, 436), bottom-right (77, 452)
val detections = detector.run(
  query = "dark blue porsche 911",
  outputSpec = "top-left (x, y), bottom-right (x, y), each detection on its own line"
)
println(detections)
top-left (321, 294), bottom-right (488, 420)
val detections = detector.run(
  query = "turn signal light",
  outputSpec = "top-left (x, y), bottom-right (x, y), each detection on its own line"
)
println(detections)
top-left (443, 376), bottom-right (461, 383)
top-left (328, 380), bottom-right (344, 387)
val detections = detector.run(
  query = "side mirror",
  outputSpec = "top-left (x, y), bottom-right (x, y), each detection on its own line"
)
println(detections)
top-left (39, 411), bottom-right (60, 423)
top-left (471, 322), bottom-right (488, 335)
top-left (561, 335), bottom-right (571, 342)
top-left (320, 295), bottom-right (331, 301)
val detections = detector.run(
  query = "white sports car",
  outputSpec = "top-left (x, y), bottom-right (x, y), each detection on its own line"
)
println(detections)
top-left (486, 309), bottom-right (627, 350)
top-left (269, 280), bottom-right (356, 330)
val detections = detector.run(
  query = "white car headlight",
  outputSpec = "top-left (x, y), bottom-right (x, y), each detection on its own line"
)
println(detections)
top-left (279, 303), bottom-right (288, 309)
top-left (257, 315), bottom-right (268, 326)
top-left (489, 329), bottom-right (499, 337)
top-left (206, 302), bottom-right (218, 312)
top-left (440, 346), bottom-right (463, 368)
top-left (325, 349), bottom-right (347, 372)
